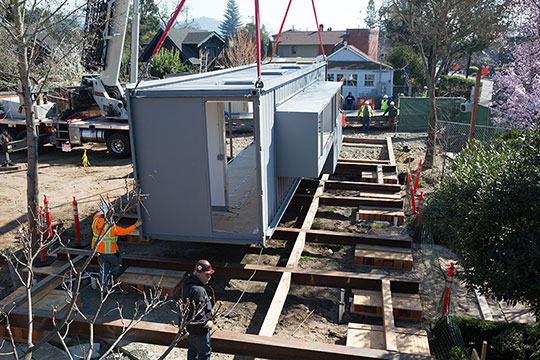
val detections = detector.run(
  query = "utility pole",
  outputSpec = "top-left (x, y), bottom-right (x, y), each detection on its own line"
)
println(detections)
top-left (468, 69), bottom-right (482, 148)
top-left (130, 0), bottom-right (140, 83)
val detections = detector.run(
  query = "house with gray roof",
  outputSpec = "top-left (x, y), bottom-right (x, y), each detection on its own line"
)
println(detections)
top-left (141, 28), bottom-right (224, 71)
top-left (327, 45), bottom-right (394, 106)
top-left (273, 27), bottom-right (379, 59)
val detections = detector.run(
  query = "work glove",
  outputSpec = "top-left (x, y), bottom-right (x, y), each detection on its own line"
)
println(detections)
top-left (203, 320), bottom-right (214, 330)
top-left (134, 219), bottom-right (142, 228)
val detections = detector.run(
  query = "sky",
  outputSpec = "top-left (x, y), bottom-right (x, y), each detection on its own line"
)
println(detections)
top-left (163, 0), bottom-right (383, 34)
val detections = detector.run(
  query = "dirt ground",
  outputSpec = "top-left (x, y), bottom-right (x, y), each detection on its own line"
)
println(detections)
top-left (0, 127), bottom-right (534, 359)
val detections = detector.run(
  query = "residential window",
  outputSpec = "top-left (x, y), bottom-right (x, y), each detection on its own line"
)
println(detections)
top-left (364, 74), bottom-right (375, 87)
top-left (292, 46), bottom-right (296, 55)
top-left (344, 74), bottom-right (357, 86)
top-left (337, 74), bottom-right (344, 82)
top-left (327, 73), bottom-right (334, 81)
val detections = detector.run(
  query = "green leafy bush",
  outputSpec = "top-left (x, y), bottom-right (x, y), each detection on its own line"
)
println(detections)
top-left (150, 48), bottom-right (193, 78)
top-left (448, 317), bottom-right (540, 359)
top-left (439, 75), bottom-right (475, 98)
top-left (424, 129), bottom-right (540, 315)
top-left (493, 328), bottom-right (527, 360)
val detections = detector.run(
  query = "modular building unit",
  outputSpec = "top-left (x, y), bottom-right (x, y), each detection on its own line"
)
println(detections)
top-left (127, 61), bottom-right (343, 246)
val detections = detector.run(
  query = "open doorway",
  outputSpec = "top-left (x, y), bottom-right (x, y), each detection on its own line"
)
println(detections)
top-left (205, 101), bottom-right (259, 235)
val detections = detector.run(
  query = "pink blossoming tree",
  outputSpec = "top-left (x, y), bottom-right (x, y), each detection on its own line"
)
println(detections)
top-left (493, 0), bottom-right (540, 129)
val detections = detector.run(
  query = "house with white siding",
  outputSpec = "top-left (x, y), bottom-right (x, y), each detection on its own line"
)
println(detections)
top-left (327, 45), bottom-right (394, 108)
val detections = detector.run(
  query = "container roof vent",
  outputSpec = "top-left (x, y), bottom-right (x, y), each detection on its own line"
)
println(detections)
top-left (280, 65), bottom-right (301, 69)
top-left (261, 70), bottom-right (288, 76)
top-left (222, 78), bottom-right (256, 85)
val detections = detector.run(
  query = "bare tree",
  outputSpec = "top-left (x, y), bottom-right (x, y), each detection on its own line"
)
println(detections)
top-left (219, 29), bottom-right (259, 68)
top-left (0, 185), bottom-right (198, 359)
top-left (385, 0), bottom-right (508, 168)
top-left (0, 0), bottom-right (85, 245)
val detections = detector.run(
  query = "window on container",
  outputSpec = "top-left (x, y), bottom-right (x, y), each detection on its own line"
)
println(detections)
top-left (344, 74), bottom-right (357, 86)
top-left (327, 73), bottom-right (334, 81)
top-left (364, 74), bottom-right (375, 87)
top-left (336, 74), bottom-right (344, 82)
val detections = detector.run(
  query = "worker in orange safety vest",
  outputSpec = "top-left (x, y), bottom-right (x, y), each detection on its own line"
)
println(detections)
top-left (91, 203), bottom-right (142, 293)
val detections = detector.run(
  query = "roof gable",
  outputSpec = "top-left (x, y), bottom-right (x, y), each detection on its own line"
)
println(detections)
top-left (327, 45), bottom-right (371, 62)
top-left (275, 30), bottom-right (347, 46)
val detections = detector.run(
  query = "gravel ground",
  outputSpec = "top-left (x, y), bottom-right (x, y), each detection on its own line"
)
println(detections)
top-left (0, 128), bottom-right (534, 359)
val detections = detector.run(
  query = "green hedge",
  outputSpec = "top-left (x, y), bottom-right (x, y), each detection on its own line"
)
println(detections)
top-left (454, 317), bottom-right (540, 360)
top-left (439, 75), bottom-right (476, 98)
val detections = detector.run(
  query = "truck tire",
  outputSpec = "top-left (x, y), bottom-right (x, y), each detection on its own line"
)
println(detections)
top-left (106, 133), bottom-right (130, 158)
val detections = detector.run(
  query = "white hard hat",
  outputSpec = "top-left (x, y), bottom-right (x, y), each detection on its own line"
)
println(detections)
top-left (383, 95), bottom-right (388, 99)
top-left (423, 86), bottom-right (428, 89)
top-left (97, 203), bottom-right (109, 215)
top-left (390, 101), bottom-right (395, 106)
top-left (366, 99), bottom-right (371, 104)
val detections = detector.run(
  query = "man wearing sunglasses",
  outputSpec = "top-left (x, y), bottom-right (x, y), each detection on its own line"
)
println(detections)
top-left (182, 259), bottom-right (215, 360)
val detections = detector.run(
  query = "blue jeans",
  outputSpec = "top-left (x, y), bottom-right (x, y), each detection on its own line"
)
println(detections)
top-left (187, 331), bottom-right (211, 360)
top-left (99, 252), bottom-right (121, 290)
top-left (362, 117), bottom-right (371, 132)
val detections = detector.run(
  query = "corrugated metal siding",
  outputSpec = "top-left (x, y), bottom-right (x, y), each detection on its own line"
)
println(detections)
top-left (274, 66), bottom-right (326, 105)
top-left (260, 64), bottom-right (326, 231)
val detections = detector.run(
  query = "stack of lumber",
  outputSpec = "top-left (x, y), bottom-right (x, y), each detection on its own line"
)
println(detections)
top-left (119, 266), bottom-right (186, 297)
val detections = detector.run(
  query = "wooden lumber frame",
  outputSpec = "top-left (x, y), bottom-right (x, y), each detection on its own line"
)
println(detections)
top-left (56, 249), bottom-right (420, 294)
top-left (6, 308), bottom-right (431, 360)
top-left (8, 255), bottom-right (85, 309)
top-left (273, 228), bottom-right (412, 248)
top-left (305, 179), bottom-right (401, 193)
top-left (293, 194), bottom-right (403, 209)
top-left (259, 174), bottom-right (329, 337)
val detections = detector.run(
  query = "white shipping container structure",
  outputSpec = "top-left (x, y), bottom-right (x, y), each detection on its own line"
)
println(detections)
top-left (127, 61), bottom-right (343, 245)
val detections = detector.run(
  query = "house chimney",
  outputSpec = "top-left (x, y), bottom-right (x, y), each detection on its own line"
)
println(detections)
top-left (319, 24), bottom-right (324, 31)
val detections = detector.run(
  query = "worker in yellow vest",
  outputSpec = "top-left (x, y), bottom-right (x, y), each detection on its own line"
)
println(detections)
top-left (358, 99), bottom-right (374, 132)
top-left (380, 95), bottom-right (389, 110)
top-left (92, 203), bottom-right (142, 293)
top-left (421, 86), bottom-right (428, 98)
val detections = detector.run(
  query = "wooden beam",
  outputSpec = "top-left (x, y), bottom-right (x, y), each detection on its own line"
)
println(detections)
top-left (273, 228), bottom-right (412, 249)
top-left (474, 289), bottom-right (493, 321)
top-left (56, 249), bottom-right (420, 293)
top-left (376, 165), bottom-right (384, 184)
top-left (10, 255), bottom-right (85, 310)
top-left (381, 279), bottom-right (398, 352)
top-left (259, 174), bottom-right (329, 337)
top-left (342, 137), bottom-right (387, 145)
top-left (342, 143), bottom-right (384, 149)
top-left (337, 158), bottom-right (390, 165)
top-left (323, 180), bottom-right (401, 193)
top-left (7, 308), bottom-right (430, 360)
top-left (293, 194), bottom-right (403, 209)
top-left (386, 137), bottom-right (396, 166)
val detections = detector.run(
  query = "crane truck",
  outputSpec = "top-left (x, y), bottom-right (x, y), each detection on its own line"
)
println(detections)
top-left (44, 0), bottom-right (132, 158)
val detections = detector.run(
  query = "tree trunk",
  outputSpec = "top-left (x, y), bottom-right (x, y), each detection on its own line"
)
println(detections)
top-left (424, 88), bottom-right (437, 168)
top-left (424, 53), bottom-right (438, 169)
top-left (465, 52), bottom-right (472, 79)
top-left (14, 0), bottom-right (39, 246)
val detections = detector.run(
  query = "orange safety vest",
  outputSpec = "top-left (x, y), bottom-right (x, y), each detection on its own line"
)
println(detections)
top-left (92, 216), bottom-right (119, 254)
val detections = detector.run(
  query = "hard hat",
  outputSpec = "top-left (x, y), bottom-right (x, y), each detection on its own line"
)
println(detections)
top-left (366, 99), bottom-right (371, 104)
top-left (423, 86), bottom-right (428, 89)
top-left (97, 203), bottom-right (109, 215)
top-left (383, 95), bottom-right (388, 99)
top-left (195, 259), bottom-right (215, 274)
top-left (399, 93), bottom-right (404, 96)
top-left (390, 101), bottom-right (395, 106)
